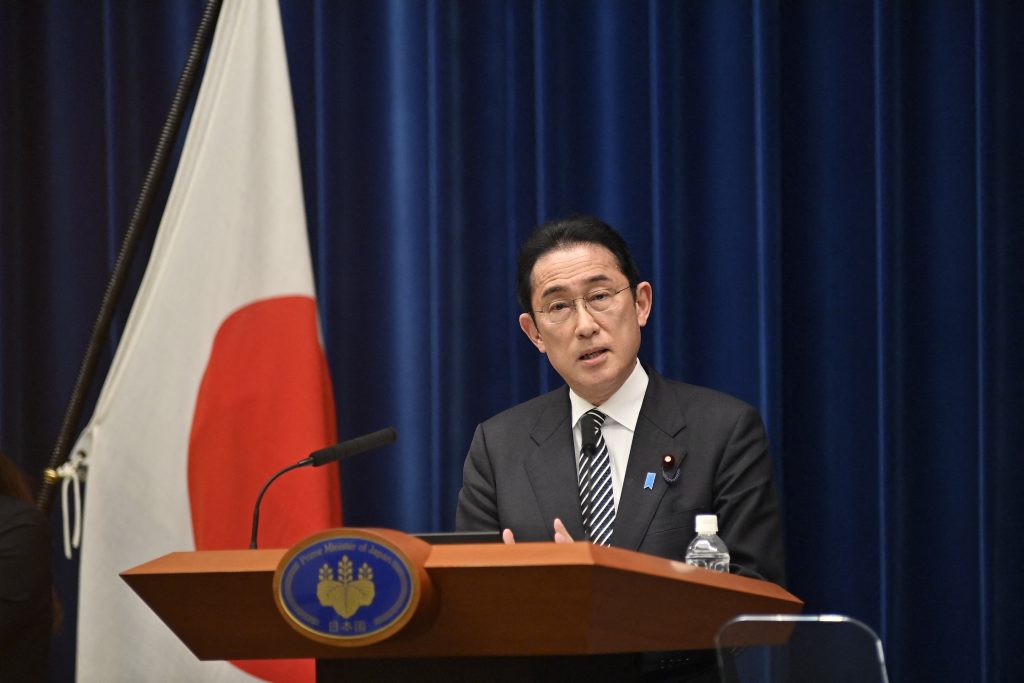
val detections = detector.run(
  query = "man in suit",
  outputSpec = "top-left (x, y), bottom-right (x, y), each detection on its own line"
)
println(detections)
top-left (456, 215), bottom-right (784, 587)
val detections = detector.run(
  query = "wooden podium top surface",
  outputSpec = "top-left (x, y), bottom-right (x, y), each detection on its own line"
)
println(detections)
top-left (122, 537), bottom-right (801, 660)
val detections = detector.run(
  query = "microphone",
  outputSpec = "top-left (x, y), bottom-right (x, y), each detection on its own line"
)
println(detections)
top-left (303, 427), bottom-right (398, 467)
top-left (248, 427), bottom-right (397, 549)
top-left (580, 415), bottom-right (599, 456)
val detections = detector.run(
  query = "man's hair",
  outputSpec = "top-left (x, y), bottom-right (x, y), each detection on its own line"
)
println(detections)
top-left (516, 215), bottom-right (640, 315)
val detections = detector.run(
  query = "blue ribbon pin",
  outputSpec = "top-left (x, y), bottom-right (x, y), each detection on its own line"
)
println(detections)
top-left (643, 472), bottom-right (656, 490)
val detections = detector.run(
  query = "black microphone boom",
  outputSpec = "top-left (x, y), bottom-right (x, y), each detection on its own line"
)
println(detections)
top-left (248, 426), bottom-right (397, 549)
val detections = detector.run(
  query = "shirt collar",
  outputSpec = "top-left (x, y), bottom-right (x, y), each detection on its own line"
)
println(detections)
top-left (569, 361), bottom-right (649, 430)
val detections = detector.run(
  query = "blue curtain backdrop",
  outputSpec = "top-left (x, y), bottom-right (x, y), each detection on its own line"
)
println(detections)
top-left (2, 1), bottom-right (1022, 681)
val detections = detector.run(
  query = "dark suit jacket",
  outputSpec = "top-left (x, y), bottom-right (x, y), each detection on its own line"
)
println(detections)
top-left (456, 368), bottom-right (785, 586)
top-left (0, 495), bottom-right (52, 682)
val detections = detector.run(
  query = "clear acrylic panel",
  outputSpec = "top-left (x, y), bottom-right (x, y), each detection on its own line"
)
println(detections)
top-left (715, 614), bottom-right (889, 683)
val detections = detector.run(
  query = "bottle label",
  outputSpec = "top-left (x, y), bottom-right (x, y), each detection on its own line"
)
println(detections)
top-left (685, 557), bottom-right (730, 573)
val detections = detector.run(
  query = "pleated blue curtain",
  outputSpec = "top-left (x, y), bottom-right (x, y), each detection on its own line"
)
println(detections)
top-left (1, 1), bottom-right (1022, 681)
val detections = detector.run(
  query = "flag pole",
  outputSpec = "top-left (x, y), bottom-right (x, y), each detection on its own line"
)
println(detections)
top-left (37, 0), bottom-right (226, 514)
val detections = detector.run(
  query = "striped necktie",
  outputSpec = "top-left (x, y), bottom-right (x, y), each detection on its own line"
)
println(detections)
top-left (578, 409), bottom-right (615, 545)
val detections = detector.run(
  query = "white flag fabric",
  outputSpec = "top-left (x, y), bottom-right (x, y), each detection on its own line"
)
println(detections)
top-left (75, 1), bottom-right (339, 681)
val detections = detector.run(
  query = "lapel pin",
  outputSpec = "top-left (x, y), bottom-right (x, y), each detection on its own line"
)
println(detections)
top-left (661, 454), bottom-right (681, 484)
top-left (643, 472), bottom-right (655, 490)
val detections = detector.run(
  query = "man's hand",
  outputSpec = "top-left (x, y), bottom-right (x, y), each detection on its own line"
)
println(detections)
top-left (502, 518), bottom-right (575, 544)
top-left (552, 517), bottom-right (574, 543)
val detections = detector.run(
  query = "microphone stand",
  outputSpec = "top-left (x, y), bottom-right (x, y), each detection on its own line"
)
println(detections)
top-left (249, 427), bottom-right (397, 549)
top-left (248, 461), bottom-right (308, 550)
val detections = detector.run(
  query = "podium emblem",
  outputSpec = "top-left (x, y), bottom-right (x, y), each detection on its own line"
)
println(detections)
top-left (274, 529), bottom-right (419, 646)
top-left (317, 555), bottom-right (376, 618)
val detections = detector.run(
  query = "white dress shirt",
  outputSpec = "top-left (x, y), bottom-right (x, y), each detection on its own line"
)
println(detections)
top-left (569, 361), bottom-right (649, 511)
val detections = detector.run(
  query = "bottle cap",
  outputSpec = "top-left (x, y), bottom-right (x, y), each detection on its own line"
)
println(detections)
top-left (695, 514), bottom-right (718, 534)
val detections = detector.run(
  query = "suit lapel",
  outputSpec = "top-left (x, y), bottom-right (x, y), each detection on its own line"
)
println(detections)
top-left (523, 388), bottom-right (585, 539)
top-left (611, 371), bottom-right (687, 550)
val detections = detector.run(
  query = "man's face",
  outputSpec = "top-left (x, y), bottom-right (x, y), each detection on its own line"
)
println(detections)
top-left (519, 243), bottom-right (652, 406)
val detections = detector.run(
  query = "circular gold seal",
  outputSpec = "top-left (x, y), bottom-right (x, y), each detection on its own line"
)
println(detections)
top-left (273, 528), bottom-right (422, 647)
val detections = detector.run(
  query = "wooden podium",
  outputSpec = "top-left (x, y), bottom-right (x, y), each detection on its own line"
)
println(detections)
top-left (122, 529), bottom-right (802, 681)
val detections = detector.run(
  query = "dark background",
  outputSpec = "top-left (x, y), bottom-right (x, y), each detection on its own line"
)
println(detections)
top-left (2, 1), bottom-right (1022, 681)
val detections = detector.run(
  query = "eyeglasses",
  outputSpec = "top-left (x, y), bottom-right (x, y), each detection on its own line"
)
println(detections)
top-left (534, 286), bottom-right (631, 324)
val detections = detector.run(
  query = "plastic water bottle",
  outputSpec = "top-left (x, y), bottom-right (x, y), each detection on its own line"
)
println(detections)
top-left (684, 514), bottom-right (730, 573)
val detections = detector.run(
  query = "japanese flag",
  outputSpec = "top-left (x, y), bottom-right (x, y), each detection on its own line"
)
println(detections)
top-left (75, 1), bottom-right (339, 681)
